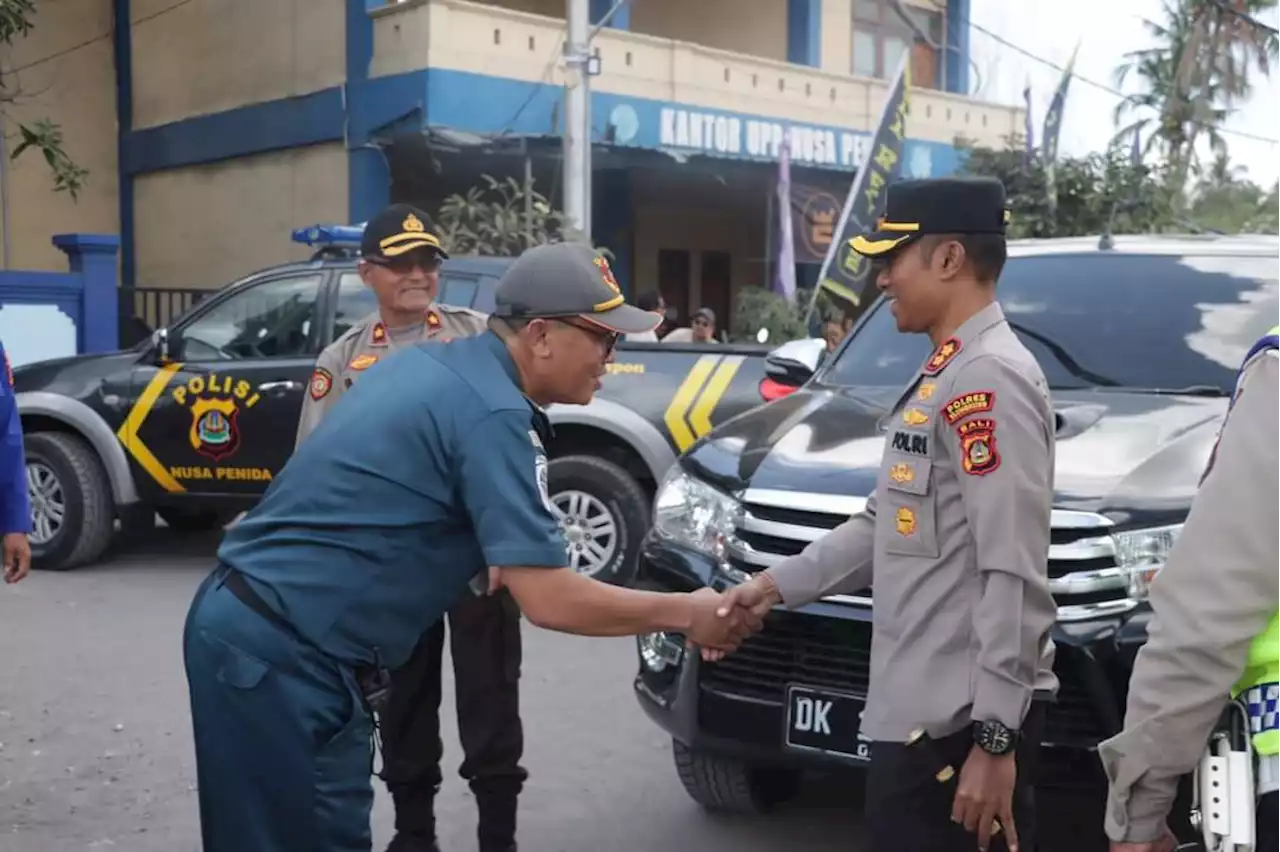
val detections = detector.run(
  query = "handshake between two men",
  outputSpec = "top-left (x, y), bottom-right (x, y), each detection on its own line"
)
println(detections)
top-left (681, 573), bottom-right (783, 660)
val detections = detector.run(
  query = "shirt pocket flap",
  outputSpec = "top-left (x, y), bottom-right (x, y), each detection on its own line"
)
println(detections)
top-left (883, 457), bottom-right (932, 497)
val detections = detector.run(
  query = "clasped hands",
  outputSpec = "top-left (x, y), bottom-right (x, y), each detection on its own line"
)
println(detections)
top-left (683, 575), bottom-right (781, 658)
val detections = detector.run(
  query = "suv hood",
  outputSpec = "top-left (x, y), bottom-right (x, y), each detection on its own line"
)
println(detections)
top-left (14, 350), bottom-right (144, 396)
top-left (684, 384), bottom-right (1227, 526)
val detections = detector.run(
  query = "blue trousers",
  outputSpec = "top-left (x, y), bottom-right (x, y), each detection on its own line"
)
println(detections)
top-left (183, 567), bottom-right (375, 852)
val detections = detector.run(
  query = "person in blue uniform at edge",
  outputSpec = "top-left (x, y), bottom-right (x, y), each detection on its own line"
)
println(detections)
top-left (181, 241), bottom-right (765, 852)
top-left (0, 341), bottom-right (32, 586)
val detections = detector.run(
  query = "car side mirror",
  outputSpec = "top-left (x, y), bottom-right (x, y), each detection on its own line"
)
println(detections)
top-left (152, 327), bottom-right (172, 363)
top-left (764, 338), bottom-right (826, 387)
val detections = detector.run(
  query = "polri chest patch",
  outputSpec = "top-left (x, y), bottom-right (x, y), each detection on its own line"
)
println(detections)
top-left (890, 429), bottom-right (930, 457)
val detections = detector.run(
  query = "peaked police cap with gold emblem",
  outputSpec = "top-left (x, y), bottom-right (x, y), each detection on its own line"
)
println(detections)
top-left (492, 242), bottom-right (661, 335)
top-left (361, 203), bottom-right (449, 260)
top-left (849, 177), bottom-right (1010, 257)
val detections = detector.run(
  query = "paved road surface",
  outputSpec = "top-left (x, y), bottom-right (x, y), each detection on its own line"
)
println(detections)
top-left (0, 531), bottom-right (1110, 851)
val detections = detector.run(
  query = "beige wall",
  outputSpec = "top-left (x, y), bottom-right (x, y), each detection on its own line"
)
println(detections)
top-left (631, 0), bottom-right (787, 63)
top-left (134, 144), bottom-right (349, 291)
top-left (131, 0), bottom-right (345, 129)
top-left (0, 0), bottom-right (118, 271)
top-left (373, 0), bottom-right (1023, 148)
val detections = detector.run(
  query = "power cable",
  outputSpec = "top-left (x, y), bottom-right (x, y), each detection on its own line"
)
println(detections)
top-left (965, 15), bottom-right (1279, 146)
top-left (7, 0), bottom-right (200, 75)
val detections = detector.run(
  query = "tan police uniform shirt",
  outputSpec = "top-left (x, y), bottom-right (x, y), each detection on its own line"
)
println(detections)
top-left (767, 301), bottom-right (1059, 742)
top-left (295, 304), bottom-right (488, 445)
top-left (1097, 348), bottom-right (1280, 844)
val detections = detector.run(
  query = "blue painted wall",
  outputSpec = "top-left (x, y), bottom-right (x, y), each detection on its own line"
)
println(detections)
top-left (114, 0), bottom-right (975, 280)
top-left (786, 0), bottom-right (822, 67)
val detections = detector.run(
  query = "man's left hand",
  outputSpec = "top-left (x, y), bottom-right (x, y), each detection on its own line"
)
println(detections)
top-left (3, 532), bottom-right (30, 584)
top-left (952, 745), bottom-right (1019, 852)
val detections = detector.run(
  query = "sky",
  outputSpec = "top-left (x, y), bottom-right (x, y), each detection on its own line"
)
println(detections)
top-left (967, 0), bottom-right (1280, 188)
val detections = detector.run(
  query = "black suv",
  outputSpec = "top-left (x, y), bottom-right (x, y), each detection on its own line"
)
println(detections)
top-left (631, 235), bottom-right (1279, 818)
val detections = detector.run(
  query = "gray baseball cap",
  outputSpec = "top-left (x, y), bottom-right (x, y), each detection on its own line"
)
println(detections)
top-left (492, 242), bottom-right (662, 334)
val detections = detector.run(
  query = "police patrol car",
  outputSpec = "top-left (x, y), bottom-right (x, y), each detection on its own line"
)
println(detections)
top-left (14, 225), bottom-right (789, 576)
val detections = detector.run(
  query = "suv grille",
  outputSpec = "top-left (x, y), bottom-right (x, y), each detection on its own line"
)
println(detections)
top-left (726, 488), bottom-right (1135, 622)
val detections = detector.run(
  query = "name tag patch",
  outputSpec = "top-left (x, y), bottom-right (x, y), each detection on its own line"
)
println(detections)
top-left (957, 418), bottom-right (999, 476)
top-left (943, 391), bottom-right (995, 425)
top-left (891, 430), bottom-right (930, 457)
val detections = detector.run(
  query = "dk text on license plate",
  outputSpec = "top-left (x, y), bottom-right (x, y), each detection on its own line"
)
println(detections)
top-left (784, 685), bottom-right (870, 762)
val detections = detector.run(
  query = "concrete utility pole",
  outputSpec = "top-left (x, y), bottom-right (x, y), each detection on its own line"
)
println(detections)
top-left (563, 0), bottom-right (592, 240)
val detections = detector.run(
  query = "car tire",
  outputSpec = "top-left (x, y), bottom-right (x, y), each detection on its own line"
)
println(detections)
top-left (547, 454), bottom-right (648, 587)
top-left (157, 507), bottom-right (238, 532)
top-left (672, 740), bottom-right (802, 814)
top-left (26, 432), bottom-right (116, 571)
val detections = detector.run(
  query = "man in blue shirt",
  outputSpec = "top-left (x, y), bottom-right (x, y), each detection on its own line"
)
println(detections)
top-left (182, 242), bottom-right (762, 852)
top-left (0, 341), bottom-right (31, 584)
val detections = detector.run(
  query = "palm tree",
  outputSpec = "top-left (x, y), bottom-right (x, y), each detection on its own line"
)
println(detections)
top-left (1112, 0), bottom-right (1276, 197)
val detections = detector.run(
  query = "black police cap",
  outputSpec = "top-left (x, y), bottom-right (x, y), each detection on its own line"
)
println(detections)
top-left (850, 177), bottom-right (1010, 257)
top-left (361, 203), bottom-right (449, 260)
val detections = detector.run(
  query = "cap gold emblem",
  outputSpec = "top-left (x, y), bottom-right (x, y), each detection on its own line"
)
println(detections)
top-left (402, 213), bottom-right (425, 233)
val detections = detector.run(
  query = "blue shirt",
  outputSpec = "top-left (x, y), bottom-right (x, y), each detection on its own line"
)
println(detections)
top-left (0, 342), bottom-right (30, 535)
top-left (217, 332), bottom-right (568, 669)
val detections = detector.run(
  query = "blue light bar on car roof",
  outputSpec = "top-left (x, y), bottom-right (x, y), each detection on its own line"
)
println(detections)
top-left (290, 223), bottom-right (367, 247)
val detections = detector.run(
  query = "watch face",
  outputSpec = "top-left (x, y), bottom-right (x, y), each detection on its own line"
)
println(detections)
top-left (977, 721), bottom-right (1015, 755)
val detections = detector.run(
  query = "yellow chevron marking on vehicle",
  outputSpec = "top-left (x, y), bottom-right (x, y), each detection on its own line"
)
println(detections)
top-left (116, 363), bottom-right (186, 493)
top-left (664, 356), bottom-right (721, 452)
top-left (689, 356), bottom-right (746, 437)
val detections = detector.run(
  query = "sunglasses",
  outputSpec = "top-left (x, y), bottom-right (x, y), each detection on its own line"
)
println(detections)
top-left (366, 250), bottom-right (443, 274)
top-left (550, 317), bottom-right (621, 354)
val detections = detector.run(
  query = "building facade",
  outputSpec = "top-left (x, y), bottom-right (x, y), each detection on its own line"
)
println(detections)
top-left (4, 0), bottom-right (1023, 331)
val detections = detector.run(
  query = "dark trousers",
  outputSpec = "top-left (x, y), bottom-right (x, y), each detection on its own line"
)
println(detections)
top-left (183, 567), bottom-right (376, 852)
top-left (1259, 791), bottom-right (1278, 852)
top-left (865, 703), bottom-right (1046, 852)
top-left (378, 589), bottom-right (526, 848)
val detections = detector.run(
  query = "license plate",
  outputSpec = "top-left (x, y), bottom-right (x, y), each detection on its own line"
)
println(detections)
top-left (784, 685), bottom-right (871, 762)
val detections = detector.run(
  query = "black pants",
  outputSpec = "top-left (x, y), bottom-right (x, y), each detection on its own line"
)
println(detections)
top-left (865, 703), bottom-right (1046, 852)
top-left (1259, 791), bottom-right (1278, 852)
top-left (378, 590), bottom-right (526, 847)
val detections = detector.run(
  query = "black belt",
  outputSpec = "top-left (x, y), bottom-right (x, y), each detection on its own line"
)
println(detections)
top-left (222, 566), bottom-right (303, 642)
top-left (220, 565), bottom-right (393, 721)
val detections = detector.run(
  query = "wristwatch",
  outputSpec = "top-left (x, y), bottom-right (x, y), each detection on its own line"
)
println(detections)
top-left (973, 720), bottom-right (1018, 756)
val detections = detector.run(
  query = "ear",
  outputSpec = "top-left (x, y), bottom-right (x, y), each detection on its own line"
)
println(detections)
top-left (357, 260), bottom-right (377, 288)
top-left (526, 319), bottom-right (555, 358)
top-left (935, 239), bottom-right (966, 281)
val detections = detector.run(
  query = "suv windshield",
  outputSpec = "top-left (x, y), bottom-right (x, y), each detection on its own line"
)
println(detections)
top-left (821, 251), bottom-right (1280, 393)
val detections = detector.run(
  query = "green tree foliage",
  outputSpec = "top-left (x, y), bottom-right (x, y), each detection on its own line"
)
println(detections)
top-left (436, 174), bottom-right (607, 258)
top-left (1, 0), bottom-right (88, 199)
top-left (730, 286), bottom-right (844, 344)
top-left (1188, 151), bottom-right (1280, 233)
top-left (959, 137), bottom-right (1181, 237)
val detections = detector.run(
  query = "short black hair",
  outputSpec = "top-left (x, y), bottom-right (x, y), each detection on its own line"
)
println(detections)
top-left (635, 290), bottom-right (663, 312)
top-left (922, 233), bottom-right (1007, 283)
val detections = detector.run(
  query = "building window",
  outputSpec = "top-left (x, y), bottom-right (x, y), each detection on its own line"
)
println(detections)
top-left (851, 0), bottom-right (942, 88)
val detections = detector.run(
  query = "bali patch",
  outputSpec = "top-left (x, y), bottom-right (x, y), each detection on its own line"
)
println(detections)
top-left (957, 418), bottom-right (1000, 476)
top-left (943, 391), bottom-right (995, 425)
top-left (309, 368), bottom-right (333, 401)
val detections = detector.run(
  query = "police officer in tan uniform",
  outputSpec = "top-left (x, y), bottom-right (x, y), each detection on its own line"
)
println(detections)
top-left (1098, 331), bottom-right (1279, 852)
top-left (296, 203), bottom-right (524, 852)
top-left (716, 178), bottom-right (1058, 852)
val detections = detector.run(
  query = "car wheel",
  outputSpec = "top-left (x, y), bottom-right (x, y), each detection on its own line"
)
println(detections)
top-left (672, 740), bottom-right (802, 814)
top-left (157, 507), bottom-right (238, 532)
top-left (25, 432), bottom-right (116, 571)
top-left (547, 454), bottom-right (648, 587)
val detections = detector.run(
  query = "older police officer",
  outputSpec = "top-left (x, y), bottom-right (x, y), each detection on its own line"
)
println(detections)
top-left (295, 204), bottom-right (524, 852)
top-left (182, 241), bottom-right (762, 852)
top-left (1098, 329), bottom-right (1279, 852)
top-left (717, 178), bottom-right (1058, 852)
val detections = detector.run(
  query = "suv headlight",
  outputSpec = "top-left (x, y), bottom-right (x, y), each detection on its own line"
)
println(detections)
top-left (652, 466), bottom-right (742, 565)
top-left (1113, 524), bottom-right (1183, 599)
